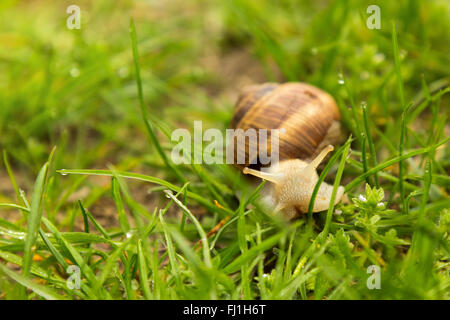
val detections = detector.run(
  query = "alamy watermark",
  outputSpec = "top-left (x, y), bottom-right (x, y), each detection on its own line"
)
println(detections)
top-left (170, 121), bottom-right (284, 167)
top-left (66, 265), bottom-right (81, 290)
top-left (366, 5), bottom-right (381, 29)
top-left (366, 265), bottom-right (381, 289)
top-left (66, 5), bottom-right (81, 30)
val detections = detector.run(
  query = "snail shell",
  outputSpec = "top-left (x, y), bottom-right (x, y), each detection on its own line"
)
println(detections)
top-left (230, 82), bottom-right (341, 168)
top-left (230, 82), bottom-right (344, 219)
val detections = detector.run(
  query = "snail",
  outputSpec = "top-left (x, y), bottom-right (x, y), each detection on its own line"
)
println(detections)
top-left (230, 82), bottom-right (344, 219)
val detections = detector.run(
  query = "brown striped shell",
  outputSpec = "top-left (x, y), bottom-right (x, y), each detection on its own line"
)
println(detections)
top-left (230, 82), bottom-right (341, 169)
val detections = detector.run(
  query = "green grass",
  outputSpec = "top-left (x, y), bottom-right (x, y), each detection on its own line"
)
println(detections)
top-left (0, 0), bottom-right (449, 300)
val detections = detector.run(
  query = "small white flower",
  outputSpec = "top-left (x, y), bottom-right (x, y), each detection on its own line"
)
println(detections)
top-left (359, 194), bottom-right (367, 202)
top-left (335, 209), bottom-right (342, 215)
top-left (377, 202), bottom-right (384, 208)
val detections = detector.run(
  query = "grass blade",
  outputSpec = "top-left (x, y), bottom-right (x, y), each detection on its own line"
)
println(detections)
top-left (322, 136), bottom-right (352, 237)
top-left (22, 162), bottom-right (49, 278)
top-left (164, 190), bottom-right (212, 268)
top-left (111, 177), bottom-right (131, 234)
top-left (392, 23), bottom-right (407, 209)
top-left (137, 239), bottom-right (152, 299)
top-left (307, 139), bottom-right (350, 219)
top-left (2, 151), bottom-right (21, 204)
top-left (58, 168), bottom-right (233, 216)
top-left (361, 102), bottom-right (379, 187)
top-left (344, 138), bottom-right (449, 192)
top-left (0, 263), bottom-right (67, 300)
top-left (129, 19), bottom-right (185, 183)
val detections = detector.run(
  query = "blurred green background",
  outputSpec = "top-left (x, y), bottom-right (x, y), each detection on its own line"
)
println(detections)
top-left (1, 0), bottom-right (448, 176)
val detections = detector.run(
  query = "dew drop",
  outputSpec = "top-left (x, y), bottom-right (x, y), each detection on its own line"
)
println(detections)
top-left (164, 190), bottom-right (173, 198)
top-left (70, 67), bottom-right (80, 78)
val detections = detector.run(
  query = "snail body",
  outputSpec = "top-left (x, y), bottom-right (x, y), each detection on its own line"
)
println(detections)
top-left (231, 82), bottom-right (344, 219)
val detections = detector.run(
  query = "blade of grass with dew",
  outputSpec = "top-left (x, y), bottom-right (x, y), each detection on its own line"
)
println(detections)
top-left (164, 189), bottom-right (212, 268)
top-left (398, 101), bottom-right (413, 208)
top-left (40, 217), bottom-right (102, 298)
top-left (237, 200), bottom-right (252, 299)
top-left (111, 177), bottom-right (131, 234)
top-left (149, 239), bottom-right (163, 299)
top-left (283, 225), bottom-right (297, 282)
top-left (122, 253), bottom-right (137, 300)
top-left (340, 72), bottom-right (363, 146)
top-left (392, 23), bottom-right (407, 209)
top-left (407, 87), bottom-right (450, 124)
top-left (411, 160), bottom-right (433, 253)
top-left (57, 168), bottom-right (233, 216)
top-left (137, 239), bottom-right (152, 299)
top-left (78, 200), bottom-right (111, 240)
top-left (95, 236), bottom-right (133, 292)
top-left (163, 224), bottom-right (206, 275)
top-left (38, 229), bottom-right (69, 270)
top-left (22, 161), bottom-right (48, 279)
top-left (403, 161), bottom-right (436, 292)
top-left (0, 249), bottom-right (83, 298)
top-left (321, 136), bottom-right (352, 238)
top-left (307, 137), bottom-right (351, 220)
top-left (79, 200), bottom-right (90, 233)
top-left (164, 224), bottom-right (234, 297)
top-left (361, 102), bottom-right (379, 187)
top-left (129, 19), bottom-right (185, 183)
top-left (344, 137), bottom-right (449, 192)
top-left (223, 231), bottom-right (285, 275)
top-left (39, 228), bottom-right (97, 299)
top-left (346, 158), bottom-right (418, 191)
top-left (108, 166), bottom-right (154, 260)
top-left (255, 223), bottom-right (269, 299)
top-left (0, 263), bottom-right (67, 300)
top-left (2, 150), bottom-right (21, 204)
top-left (0, 203), bottom-right (30, 213)
top-left (0, 250), bottom-right (59, 281)
top-left (159, 211), bottom-right (182, 290)
top-left (361, 135), bottom-right (370, 185)
top-left (294, 137), bottom-right (352, 277)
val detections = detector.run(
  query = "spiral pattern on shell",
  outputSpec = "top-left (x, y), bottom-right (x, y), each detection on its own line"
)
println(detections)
top-left (230, 82), bottom-right (341, 168)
